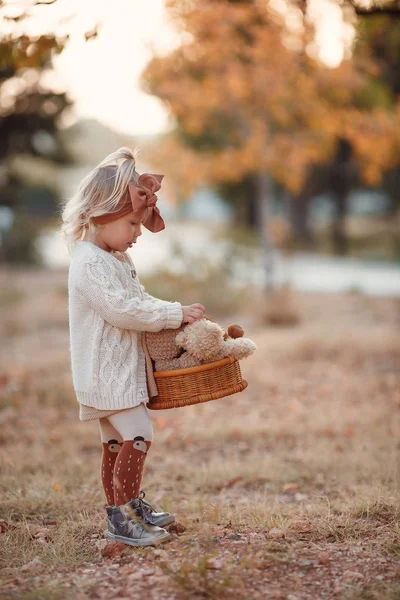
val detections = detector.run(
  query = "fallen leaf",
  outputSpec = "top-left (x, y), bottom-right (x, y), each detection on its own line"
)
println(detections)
top-left (33, 527), bottom-right (52, 540)
top-left (267, 528), bottom-right (285, 539)
top-left (0, 520), bottom-right (16, 533)
top-left (289, 520), bottom-right (312, 532)
top-left (282, 483), bottom-right (300, 493)
top-left (318, 551), bottom-right (331, 565)
top-left (101, 541), bottom-right (126, 559)
top-left (222, 476), bottom-right (243, 489)
top-left (167, 521), bottom-right (186, 535)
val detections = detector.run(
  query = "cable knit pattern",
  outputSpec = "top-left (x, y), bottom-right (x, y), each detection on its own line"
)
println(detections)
top-left (68, 241), bottom-right (183, 412)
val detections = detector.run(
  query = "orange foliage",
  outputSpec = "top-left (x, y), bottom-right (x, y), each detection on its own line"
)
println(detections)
top-left (141, 0), bottom-right (400, 195)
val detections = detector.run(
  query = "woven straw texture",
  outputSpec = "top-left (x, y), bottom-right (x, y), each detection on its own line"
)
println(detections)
top-left (147, 357), bottom-right (247, 410)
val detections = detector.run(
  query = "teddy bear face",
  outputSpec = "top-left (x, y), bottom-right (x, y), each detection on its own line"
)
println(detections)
top-left (175, 319), bottom-right (225, 362)
top-left (144, 327), bottom-right (184, 360)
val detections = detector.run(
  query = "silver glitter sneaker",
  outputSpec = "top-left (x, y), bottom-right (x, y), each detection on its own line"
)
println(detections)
top-left (104, 504), bottom-right (171, 547)
top-left (126, 491), bottom-right (175, 528)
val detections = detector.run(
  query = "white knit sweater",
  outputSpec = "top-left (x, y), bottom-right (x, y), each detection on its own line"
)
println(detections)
top-left (68, 241), bottom-right (184, 410)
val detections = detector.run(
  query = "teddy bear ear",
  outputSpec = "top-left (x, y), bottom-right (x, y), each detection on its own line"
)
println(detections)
top-left (228, 324), bottom-right (244, 338)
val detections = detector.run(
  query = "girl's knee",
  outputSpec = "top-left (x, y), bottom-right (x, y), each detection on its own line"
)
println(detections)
top-left (107, 403), bottom-right (153, 442)
top-left (99, 417), bottom-right (123, 444)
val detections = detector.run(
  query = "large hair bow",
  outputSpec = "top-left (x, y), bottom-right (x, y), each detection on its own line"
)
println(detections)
top-left (128, 173), bottom-right (165, 233)
top-left (90, 172), bottom-right (165, 232)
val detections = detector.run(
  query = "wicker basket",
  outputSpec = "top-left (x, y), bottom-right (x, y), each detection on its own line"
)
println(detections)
top-left (147, 356), bottom-right (248, 410)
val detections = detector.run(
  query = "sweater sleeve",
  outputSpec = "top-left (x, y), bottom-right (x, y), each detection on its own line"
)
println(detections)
top-left (76, 255), bottom-right (183, 332)
top-left (125, 252), bottom-right (177, 308)
top-left (139, 282), bottom-right (175, 307)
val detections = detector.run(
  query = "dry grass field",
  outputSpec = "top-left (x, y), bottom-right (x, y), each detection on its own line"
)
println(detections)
top-left (0, 266), bottom-right (400, 600)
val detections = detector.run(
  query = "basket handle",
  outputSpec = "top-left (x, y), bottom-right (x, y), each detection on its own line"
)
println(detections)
top-left (203, 313), bottom-right (217, 324)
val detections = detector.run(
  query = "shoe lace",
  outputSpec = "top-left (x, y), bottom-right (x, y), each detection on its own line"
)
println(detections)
top-left (137, 490), bottom-right (156, 516)
top-left (127, 514), bottom-right (155, 535)
top-left (124, 501), bottom-right (154, 533)
top-left (126, 491), bottom-right (154, 521)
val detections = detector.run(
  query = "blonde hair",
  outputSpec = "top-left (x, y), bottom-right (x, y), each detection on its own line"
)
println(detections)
top-left (60, 147), bottom-right (140, 255)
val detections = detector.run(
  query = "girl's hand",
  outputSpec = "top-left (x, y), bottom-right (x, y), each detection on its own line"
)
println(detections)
top-left (182, 303), bottom-right (206, 324)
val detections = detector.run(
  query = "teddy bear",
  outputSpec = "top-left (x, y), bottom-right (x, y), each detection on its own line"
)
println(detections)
top-left (144, 318), bottom-right (257, 372)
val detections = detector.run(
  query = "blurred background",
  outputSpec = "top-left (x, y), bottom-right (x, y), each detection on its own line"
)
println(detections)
top-left (1, 0), bottom-right (400, 371)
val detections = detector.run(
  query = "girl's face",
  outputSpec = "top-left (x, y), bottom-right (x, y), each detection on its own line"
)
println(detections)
top-left (93, 210), bottom-right (144, 253)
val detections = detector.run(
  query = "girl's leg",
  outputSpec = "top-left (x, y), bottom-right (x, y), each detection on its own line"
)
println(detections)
top-left (107, 403), bottom-right (154, 507)
top-left (99, 418), bottom-right (123, 506)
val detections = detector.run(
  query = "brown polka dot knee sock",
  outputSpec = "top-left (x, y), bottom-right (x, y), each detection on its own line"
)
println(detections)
top-left (113, 436), bottom-right (152, 507)
top-left (101, 439), bottom-right (123, 506)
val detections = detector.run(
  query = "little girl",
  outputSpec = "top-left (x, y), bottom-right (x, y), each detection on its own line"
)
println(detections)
top-left (61, 147), bottom-right (205, 547)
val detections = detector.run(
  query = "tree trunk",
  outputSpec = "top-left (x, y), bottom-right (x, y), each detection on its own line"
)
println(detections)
top-left (329, 139), bottom-right (355, 256)
top-left (331, 185), bottom-right (349, 255)
top-left (254, 171), bottom-right (274, 291)
top-left (289, 192), bottom-right (314, 246)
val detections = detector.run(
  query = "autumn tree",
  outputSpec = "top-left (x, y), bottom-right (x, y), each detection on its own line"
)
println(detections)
top-left (140, 0), bottom-right (400, 264)
top-left (0, 0), bottom-right (96, 264)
